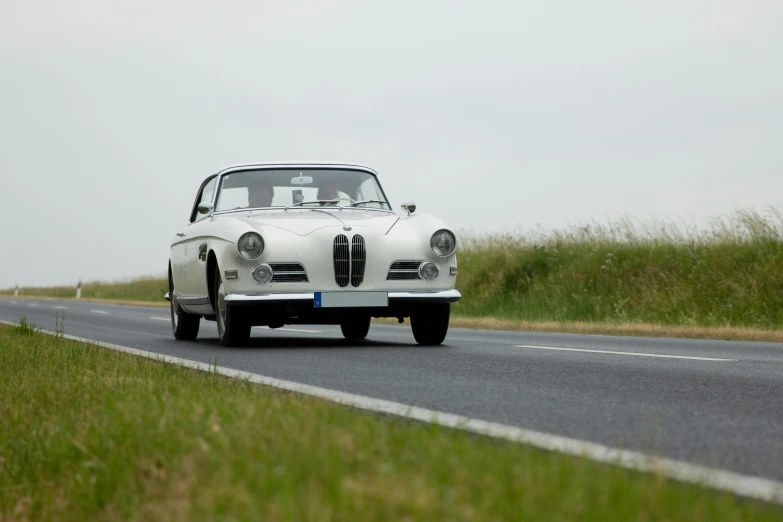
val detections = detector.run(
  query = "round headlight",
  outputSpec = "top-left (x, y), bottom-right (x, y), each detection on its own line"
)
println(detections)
top-left (238, 232), bottom-right (264, 259)
top-left (252, 263), bottom-right (274, 284)
top-left (419, 261), bottom-right (440, 281)
top-left (430, 230), bottom-right (456, 257)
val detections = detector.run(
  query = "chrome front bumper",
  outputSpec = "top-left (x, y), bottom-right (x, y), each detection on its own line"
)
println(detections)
top-left (223, 289), bottom-right (461, 305)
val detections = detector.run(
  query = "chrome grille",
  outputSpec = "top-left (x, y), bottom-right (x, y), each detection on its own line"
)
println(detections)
top-left (333, 235), bottom-right (350, 287)
top-left (387, 261), bottom-right (422, 281)
top-left (351, 235), bottom-right (366, 287)
top-left (270, 263), bottom-right (308, 283)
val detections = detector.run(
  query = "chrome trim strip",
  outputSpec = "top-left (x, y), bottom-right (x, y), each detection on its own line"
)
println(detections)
top-left (217, 163), bottom-right (379, 177)
top-left (224, 289), bottom-right (461, 303)
top-left (177, 296), bottom-right (211, 306)
top-left (388, 290), bottom-right (461, 300)
top-left (225, 293), bottom-right (316, 302)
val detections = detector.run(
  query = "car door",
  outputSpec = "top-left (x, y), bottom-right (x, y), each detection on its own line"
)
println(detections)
top-left (171, 176), bottom-right (216, 299)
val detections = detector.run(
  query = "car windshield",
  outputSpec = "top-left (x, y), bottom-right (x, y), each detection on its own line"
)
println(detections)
top-left (214, 168), bottom-right (391, 212)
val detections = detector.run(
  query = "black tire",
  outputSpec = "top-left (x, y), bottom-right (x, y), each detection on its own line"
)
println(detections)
top-left (215, 265), bottom-right (251, 347)
top-left (340, 316), bottom-right (371, 340)
top-left (410, 303), bottom-right (450, 345)
top-left (170, 278), bottom-right (200, 341)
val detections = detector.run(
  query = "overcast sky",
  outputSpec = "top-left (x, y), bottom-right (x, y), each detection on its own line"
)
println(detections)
top-left (2, 0), bottom-right (781, 288)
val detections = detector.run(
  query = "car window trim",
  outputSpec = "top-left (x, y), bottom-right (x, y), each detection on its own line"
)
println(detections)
top-left (211, 165), bottom-right (392, 213)
top-left (189, 174), bottom-right (218, 223)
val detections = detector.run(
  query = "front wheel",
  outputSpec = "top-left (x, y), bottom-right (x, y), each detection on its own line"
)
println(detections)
top-left (170, 280), bottom-right (200, 341)
top-left (215, 266), bottom-right (251, 347)
top-left (410, 303), bottom-right (450, 346)
top-left (340, 316), bottom-right (371, 340)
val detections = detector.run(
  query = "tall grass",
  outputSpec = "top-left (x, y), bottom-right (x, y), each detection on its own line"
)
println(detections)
top-left (454, 208), bottom-right (783, 328)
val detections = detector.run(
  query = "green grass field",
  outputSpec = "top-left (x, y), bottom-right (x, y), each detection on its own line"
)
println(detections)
top-left (4, 208), bottom-right (783, 330)
top-left (455, 208), bottom-right (783, 329)
top-left (2, 322), bottom-right (781, 521)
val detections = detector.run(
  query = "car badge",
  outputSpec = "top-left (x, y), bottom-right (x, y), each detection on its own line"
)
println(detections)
top-left (343, 226), bottom-right (352, 231)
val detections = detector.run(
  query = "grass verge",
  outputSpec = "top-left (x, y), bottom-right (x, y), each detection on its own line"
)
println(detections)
top-left (1, 294), bottom-right (169, 309)
top-left (1, 276), bottom-right (167, 303)
top-left (1, 323), bottom-right (781, 521)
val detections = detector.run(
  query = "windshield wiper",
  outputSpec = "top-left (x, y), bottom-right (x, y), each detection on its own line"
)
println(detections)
top-left (284, 199), bottom-right (391, 212)
top-left (284, 200), bottom-right (338, 210)
top-left (349, 200), bottom-right (387, 208)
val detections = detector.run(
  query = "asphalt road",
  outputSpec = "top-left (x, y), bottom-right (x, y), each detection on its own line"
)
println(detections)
top-left (2, 297), bottom-right (782, 482)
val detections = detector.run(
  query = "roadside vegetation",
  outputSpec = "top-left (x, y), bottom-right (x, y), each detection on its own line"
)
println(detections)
top-left (4, 208), bottom-right (783, 332)
top-left (3, 276), bottom-right (168, 304)
top-left (2, 322), bottom-right (780, 521)
top-left (456, 208), bottom-right (783, 330)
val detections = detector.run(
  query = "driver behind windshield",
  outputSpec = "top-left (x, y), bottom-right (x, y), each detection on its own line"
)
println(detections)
top-left (317, 185), bottom-right (339, 206)
top-left (248, 180), bottom-right (275, 207)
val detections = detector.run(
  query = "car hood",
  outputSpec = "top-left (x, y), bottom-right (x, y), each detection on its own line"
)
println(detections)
top-left (235, 210), bottom-right (400, 236)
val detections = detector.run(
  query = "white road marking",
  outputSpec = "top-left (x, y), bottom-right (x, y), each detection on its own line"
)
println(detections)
top-left (514, 344), bottom-right (736, 362)
top-left (150, 317), bottom-right (169, 321)
top-left (10, 300), bottom-right (17, 304)
top-left (28, 304), bottom-right (39, 307)
top-left (0, 319), bottom-right (779, 504)
top-left (53, 306), bottom-right (68, 309)
top-left (254, 326), bottom-right (323, 333)
top-left (90, 310), bottom-right (110, 315)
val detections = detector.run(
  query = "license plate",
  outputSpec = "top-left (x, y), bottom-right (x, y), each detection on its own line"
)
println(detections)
top-left (314, 291), bottom-right (388, 308)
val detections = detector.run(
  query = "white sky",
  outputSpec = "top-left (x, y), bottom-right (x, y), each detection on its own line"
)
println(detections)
top-left (1, 0), bottom-right (781, 287)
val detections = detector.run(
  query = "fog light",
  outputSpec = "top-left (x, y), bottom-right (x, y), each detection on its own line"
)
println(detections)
top-left (252, 263), bottom-right (274, 284)
top-left (419, 261), bottom-right (439, 281)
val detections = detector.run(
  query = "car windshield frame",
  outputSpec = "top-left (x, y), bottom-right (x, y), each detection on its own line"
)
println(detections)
top-left (209, 165), bottom-right (393, 215)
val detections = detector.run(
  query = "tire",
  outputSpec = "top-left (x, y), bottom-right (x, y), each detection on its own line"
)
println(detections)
top-left (340, 316), bottom-right (371, 340)
top-left (215, 265), bottom-right (251, 347)
top-left (170, 278), bottom-right (200, 341)
top-left (410, 303), bottom-right (450, 346)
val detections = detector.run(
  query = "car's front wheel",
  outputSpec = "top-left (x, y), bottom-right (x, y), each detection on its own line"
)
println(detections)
top-left (170, 279), bottom-right (200, 341)
top-left (340, 316), bottom-right (371, 341)
top-left (410, 303), bottom-right (450, 345)
top-left (215, 265), bottom-right (251, 347)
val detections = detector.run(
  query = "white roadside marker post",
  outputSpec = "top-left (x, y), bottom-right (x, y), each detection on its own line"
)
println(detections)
top-left (76, 280), bottom-right (82, 300)
top-left (14, 284), bottom-right (19, 297)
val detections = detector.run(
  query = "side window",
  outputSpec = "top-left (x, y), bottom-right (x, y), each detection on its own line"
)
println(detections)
top-left (192, 177), bottom-right (216, 222)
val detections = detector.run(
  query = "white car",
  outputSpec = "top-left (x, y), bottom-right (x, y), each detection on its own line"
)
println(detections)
top-left (166, 163), bottom-right (461, 346)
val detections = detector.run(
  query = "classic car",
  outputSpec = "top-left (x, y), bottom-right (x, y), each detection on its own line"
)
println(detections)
top-left (166, 163), bottom-right (461, 346)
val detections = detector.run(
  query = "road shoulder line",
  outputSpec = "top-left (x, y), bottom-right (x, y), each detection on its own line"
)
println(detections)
top-left (514, 344), bottom-right (737, 361)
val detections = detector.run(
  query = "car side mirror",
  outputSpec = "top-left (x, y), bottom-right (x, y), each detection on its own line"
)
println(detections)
top-left (198, 203), bottom-right (214, 215)
top-left (401, 202), bottom-right (417, 215)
